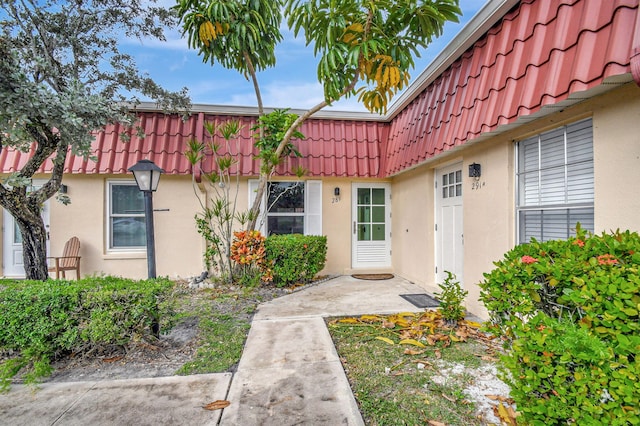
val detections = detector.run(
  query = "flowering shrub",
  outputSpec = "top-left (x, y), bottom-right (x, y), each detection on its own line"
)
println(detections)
top-left (480, 226), bottom-right (640, 424)
top-left (230, 230), bottom-right (273, 285)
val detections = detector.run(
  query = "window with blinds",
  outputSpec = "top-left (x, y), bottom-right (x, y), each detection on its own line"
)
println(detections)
top-left (516, 118), bottom-right (594, 242)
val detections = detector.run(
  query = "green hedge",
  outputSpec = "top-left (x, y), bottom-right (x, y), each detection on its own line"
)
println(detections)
top-left (265, 234), bottom-right (327, 287)
top-left (0, 276), bottom-right (174, 389)
top-left (479, 228), bottom-right (640, 425)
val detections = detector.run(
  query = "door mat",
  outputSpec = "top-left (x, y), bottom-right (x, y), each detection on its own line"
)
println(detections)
top-left (351, 273), bottom-right (395, 280)
top-left (400, 293), bottom-right (440, 308)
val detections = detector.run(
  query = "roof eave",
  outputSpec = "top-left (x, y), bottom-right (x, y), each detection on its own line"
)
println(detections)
top-left (130, 102), bottom-right (385, 122)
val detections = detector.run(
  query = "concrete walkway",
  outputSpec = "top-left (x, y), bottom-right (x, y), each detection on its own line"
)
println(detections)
top-left (0, 275), bottom-right (429, 425)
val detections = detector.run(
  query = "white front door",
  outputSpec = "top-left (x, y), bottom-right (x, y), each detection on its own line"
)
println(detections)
top-left (351, 183), bottom-right (391, 269)
top-left (2, 182), bottom-right (51, 277)
top-left (435, 163), bottom-right (464, 285)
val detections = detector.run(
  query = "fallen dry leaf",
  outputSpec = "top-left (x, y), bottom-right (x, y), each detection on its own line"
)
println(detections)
top-left (382, 320), bottom-right (396, 328)
top-left (441, 393), bottom-right (456, 403)
top-left (375, 336), bottom-right (395, 345)
top-left (427, 421), bottom-right (446, 426)
top-left (485, 394), bottom-right (516, 404)
top-left (493, 401), bottom-right (518, 426)
top-left (102, 356), bottom-right (124, 363)
top-left (399, 338), bottom-right (426, 348)
top-left (203, 400), bottom-right (231, 411)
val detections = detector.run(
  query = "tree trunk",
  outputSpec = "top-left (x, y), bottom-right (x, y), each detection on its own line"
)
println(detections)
top-left (247, 171), bottom-right (268, 232)
top-left (16, 214), bottom-right (49, 280)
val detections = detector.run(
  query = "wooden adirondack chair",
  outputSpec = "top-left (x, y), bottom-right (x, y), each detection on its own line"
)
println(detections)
top-left (48, 236), bottom-right (81, 280)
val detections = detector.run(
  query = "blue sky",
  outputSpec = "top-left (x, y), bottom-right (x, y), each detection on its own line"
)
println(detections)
top-left (122, 1), bottom-right (487, 112)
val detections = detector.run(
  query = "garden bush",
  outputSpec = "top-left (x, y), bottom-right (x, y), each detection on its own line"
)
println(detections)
top-left (480, 227), bottom-right (640, 425)
top-left (0, 276), bottom-right (174, 389)
top-left (265, 234), bottom-right (327, 287)
top-left (230, 230), bottom-right (272, 286)
top-left (433, 271), bottom-right (468, 323)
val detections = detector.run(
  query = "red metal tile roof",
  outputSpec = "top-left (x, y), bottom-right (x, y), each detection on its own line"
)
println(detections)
top-left (0, 112), bottom-right (388, 178)
top-left (1, 0), bottom-right (636, 180)
top-left (384, 0), bottom-right (637, 175)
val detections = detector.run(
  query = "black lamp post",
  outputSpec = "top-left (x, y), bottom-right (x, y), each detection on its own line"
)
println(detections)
top-left (128, 159), bottom-right (163, 279)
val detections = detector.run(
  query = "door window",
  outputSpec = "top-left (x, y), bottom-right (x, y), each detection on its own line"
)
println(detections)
top-left (357, 188), bottom-right (386, 241)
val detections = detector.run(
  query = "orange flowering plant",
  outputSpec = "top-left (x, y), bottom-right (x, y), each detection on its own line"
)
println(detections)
top-left (480, 225), bottom-right (640, 424)
top-left (230, 230), bottom-right (273, 284)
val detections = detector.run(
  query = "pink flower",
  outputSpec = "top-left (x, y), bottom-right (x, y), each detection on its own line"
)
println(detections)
top-left (597, 254), bottom-right (618, 265)
top-left (521, 255), bottom-right (538, 264)
top-left (572, 239), bottom-right (585, 247)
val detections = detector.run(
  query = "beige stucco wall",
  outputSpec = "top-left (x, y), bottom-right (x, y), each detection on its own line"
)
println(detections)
top-left (250, 177), bottom-right (392, 276)
top-left (320, 178), bottom-right (356, 274)
top-left (593, 83), bottom-right (640, 233)
top-left (45, 174), bottom-right (203, 280)
top-left (390, 165), bottom-right (435, 288)
top-left (460, 140), bottom-right (514, 317)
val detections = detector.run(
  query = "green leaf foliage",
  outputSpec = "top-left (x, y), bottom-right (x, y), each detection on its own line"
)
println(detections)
top-left (174, 0), bottom-right (283, 75)
top-left (0, 276), bottom-right (175, 390)
top-left (434, 271), bottom-right (468, 322)
top-left (265, 234), bottom-right (327, 287)
top-left (285, 0), bottom-right (461, 112)
top-left (252, 109), bottom-right (305, 171)
top-left (480, 228), bottom-right (640, 424)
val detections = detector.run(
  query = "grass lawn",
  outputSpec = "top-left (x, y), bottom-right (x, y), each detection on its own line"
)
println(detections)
top-left (328, 312), bottom-right (513, 425)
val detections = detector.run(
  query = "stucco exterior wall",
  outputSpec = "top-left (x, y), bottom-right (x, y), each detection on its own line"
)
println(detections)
top-left (593, 83), bottom-right (640, 233)
top-left (45, 174), bottom-right (203, 280)
top-left (320, 178), bottom-right (355, 275)
top-left (390, 142), bottom-right (514, 318)
top-left (200, 177), bottom-right (359, 277)
top-left (390, 166), bottom-right (435, 289)
top-left (460, 140), bottom-right (514, 317)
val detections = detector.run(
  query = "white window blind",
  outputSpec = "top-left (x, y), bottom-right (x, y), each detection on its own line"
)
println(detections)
top-left (516, 118), bottom-right (594, 242)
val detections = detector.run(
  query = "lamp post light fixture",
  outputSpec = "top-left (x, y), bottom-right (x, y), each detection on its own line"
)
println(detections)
top-left (128, 159), bottom-right (164, 279)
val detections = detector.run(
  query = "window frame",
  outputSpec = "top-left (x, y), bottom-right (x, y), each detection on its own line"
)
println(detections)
top-left (515, 118), bottom-right (594, 243)
top-left (249, 179), bottom-right (322, 236)
top-left (266, 181), bottom-right (306, 235)
top-left (106, 180), bottom-right (146, 252)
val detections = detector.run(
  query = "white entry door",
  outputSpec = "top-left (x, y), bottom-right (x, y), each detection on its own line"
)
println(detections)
top-left (435, 163), bottom-right (464, 285)
top-left (351, 183), bottom-right (391, 268)
top-left (2, 182), bottom-right (51, 277)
